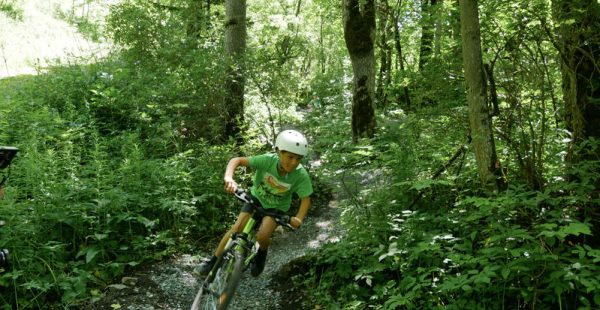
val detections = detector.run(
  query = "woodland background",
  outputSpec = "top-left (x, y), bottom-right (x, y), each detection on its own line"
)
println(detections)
top-left (0, 0), bottom-right (599, 309)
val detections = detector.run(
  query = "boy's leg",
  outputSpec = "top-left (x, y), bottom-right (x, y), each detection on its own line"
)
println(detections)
top-left (195, 211), bottom-right (251, 275)
top-left (215, 211), bottom-right (251, 257)
top-left (251, 216), bottom-right (278, 276)
top-left (255, 216), bottom-right (277, 250)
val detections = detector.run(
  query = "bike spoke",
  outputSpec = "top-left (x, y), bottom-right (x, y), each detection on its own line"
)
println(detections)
top-left (192, 241), bottom-right (249, 310)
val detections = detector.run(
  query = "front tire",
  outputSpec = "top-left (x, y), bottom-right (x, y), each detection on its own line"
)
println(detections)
top-left (190, 248), bottom-right (246, 310)
top-left (217, 248), bottom-right (245, 309)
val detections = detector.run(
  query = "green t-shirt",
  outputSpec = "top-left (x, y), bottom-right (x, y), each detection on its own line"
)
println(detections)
top-left (249, 153), bottom-right (313, 212)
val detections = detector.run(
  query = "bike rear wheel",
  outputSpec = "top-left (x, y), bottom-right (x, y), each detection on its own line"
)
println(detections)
top-left (190, 248), bottom-right (246, 310)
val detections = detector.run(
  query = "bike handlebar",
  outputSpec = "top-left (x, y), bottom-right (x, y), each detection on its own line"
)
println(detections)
top-left (233, 189), bottom-right (295, 230)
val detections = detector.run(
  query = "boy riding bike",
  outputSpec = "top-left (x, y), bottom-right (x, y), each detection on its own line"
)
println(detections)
top-left (197, 130), bottom-right (313, 277)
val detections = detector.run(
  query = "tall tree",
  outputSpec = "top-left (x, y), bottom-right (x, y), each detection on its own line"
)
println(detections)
top-left (392, 1), bottom-right (412, 109)
top-left (223, 0), bottom-right (247, 140)
top-left (552, 0), bottom-right (600, 244)
top-left (419, 0), bottom-right (438, 70)
top-left (343, 0), bottom-right (377, 141)
top-left (552, 0), bottom-right (600, 164)
top-left (376, 0), bottom-right (393, 109)
top-left (459, 0), bottom-right (501, 189)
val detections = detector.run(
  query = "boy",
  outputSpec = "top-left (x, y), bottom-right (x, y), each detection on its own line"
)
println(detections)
top-left (197, 130), bottom-right (313, 277)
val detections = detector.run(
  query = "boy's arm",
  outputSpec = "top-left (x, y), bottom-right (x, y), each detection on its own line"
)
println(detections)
top-left (291, 196), bottom-right (311, 228)
top-left (224, 157), bottom-right (250, 193)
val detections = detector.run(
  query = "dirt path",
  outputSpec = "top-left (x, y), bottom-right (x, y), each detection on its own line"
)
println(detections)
top-left (90, 196), bottom-right (342, 310)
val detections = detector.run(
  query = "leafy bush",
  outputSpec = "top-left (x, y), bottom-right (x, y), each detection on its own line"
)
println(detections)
top-left (0, 65), bottom-right (239, 307)
top-left (299, 161), bottom-right (600, 309)
top-left (0, 0), bottom-right (24, 21)
top-left (294, 102), bottom-right (600, 309)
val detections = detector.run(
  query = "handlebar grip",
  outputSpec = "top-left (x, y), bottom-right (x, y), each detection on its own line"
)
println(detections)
top-left (234, 188), bottom-right (254, 205)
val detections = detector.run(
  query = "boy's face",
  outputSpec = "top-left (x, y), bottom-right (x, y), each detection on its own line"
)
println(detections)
top-left (278, 150), bottom-right (303, 173)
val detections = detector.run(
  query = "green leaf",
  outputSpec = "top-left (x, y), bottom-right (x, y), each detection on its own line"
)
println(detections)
top-left (411, 180), bottom-right (433, 190)
top-left (501, 268), bottom-right (510, 279)
top-left (85, 247), bottom-right (100, 263)
top-left (474, 274), bottom-right (491, 284)
top-left (94, 233), bottom-right (108, 240)
top-left (559, 222), bottom-right (591, 237)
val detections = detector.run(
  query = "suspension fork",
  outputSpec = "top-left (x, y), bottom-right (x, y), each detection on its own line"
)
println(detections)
top-left (239, 217), bottom-right (258, 266)
top-left (223, 216), bottom-right (256, 253)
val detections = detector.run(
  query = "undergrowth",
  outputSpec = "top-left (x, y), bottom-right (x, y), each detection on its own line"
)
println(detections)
top-left (0, 58), bottom-right (239, 307)
top-left (297, 105), bottom-right (600, 309)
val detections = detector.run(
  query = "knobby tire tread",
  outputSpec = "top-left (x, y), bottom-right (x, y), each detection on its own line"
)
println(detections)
top-left (190, 248), bottom-right (246, 310)
top-left (190, 256), bottom-right (225, 310)
top-left (219, 249), bottom-right (245, 309)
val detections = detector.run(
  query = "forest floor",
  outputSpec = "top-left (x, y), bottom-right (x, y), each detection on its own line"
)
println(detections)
top-left (89, 190), bottom-right (343, 310)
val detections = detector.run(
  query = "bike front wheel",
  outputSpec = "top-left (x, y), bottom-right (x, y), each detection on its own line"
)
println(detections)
top-left (190, 248), bottom-right (246, 310)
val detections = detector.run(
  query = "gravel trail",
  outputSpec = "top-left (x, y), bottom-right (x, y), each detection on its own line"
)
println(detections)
top-left (92, 198), bottom-right (342, 310)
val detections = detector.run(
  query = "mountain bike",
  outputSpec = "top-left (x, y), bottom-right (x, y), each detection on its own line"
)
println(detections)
top-left (190, 189), bottom-right (295, 310)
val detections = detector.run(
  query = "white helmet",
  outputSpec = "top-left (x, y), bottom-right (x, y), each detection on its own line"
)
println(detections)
top-left (275, 130), bottom-right (309, 156)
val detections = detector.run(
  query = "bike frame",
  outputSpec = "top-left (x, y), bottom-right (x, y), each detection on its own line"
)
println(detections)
top-left (191, 189), bottom-right (293, 310)
top-left (220, 216), bottom-right (258, 273)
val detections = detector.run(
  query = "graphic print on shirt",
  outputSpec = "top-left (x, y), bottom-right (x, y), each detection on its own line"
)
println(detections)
top-left (257, 172), bottom-right (291, 199)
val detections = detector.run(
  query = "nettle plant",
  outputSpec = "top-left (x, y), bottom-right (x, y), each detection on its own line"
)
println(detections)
top-left (377, 179), bottom-right (600, 309)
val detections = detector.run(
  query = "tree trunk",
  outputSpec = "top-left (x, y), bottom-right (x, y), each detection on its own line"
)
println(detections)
top-left (483, 63), bottom-right (499, 116)
top-left (418, 0), bottom-right (437, 70)
top-left (552, 0), bottom-right (600, 164)
top-left (459, 0), bottom-right (501, 190)
top-left (376, 0), bottom-right (392, 109)
top-left (434, 0), bottom-right (444, 56)
top-left (343, 0), bottom-right (377, 141)
top-left (319, 12), bottom-right (325, 73)
top-left (553, 0), bottom-right (600, 246)
top-left (223, 0), bottom-right (247, 140)
top-left (392, 6), bottom-right (412, 109)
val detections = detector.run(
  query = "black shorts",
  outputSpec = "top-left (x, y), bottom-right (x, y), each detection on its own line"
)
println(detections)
top-left (240, 196), bottom-right (286, 218)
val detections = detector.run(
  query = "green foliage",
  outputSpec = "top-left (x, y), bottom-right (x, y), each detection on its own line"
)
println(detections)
top-left (298, 97), bottom-right (600, 309)
top-left (0, 0), bottom-right (24, 21)
top-left (303, 173), bottom-right (600, 309)
top-left (0, 1), bottom-right (349, 306)
top-left (104, 1), bottom-right (231, 141)
top-left (2, 0), bottom-right (599, 309)
top-left (0, 67), bottom-right (238, 307)
top-left (54, 5), bottom-right (103, 42)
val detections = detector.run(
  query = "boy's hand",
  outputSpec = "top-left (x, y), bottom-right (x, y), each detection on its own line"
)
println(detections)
top-left (290, 216), bottom-right (303, 229)
top-left (224, 176), bottom-right (238, 193)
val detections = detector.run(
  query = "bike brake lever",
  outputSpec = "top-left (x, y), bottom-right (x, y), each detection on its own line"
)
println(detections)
top-left (234, 189), bottom-right (252, 204)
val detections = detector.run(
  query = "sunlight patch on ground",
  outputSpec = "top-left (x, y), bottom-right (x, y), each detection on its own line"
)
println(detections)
top-left (307, 201), bottom-right (341, 248)
top-left (0, 0), bottom-right (114, 78)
